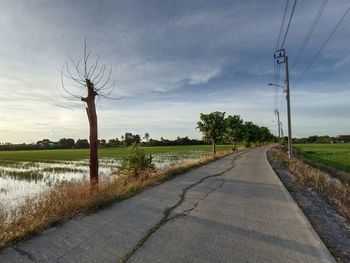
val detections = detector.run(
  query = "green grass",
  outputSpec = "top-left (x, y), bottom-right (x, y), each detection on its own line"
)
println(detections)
top-left (294, 143), bottom-right (350, 173)
top-left (0, 145), bottom-right (234, 163)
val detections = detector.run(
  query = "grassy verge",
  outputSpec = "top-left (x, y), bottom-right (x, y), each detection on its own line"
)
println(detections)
top-left (270, 147), bottom-right (350, 218)
top-left (0, 148), bottom-right (244, 251)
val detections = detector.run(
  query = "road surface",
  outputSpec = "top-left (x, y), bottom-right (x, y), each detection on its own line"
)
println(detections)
top-left (0, 147), bottom-right (335, 262)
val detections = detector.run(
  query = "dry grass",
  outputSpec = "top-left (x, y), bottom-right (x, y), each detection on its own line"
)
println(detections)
top-left (0, 149), bottom-right (238, 251)
top-left (271, 147), bottom-right (350, 218)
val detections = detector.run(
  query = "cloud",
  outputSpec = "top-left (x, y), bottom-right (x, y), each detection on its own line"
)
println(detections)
top-left (0, 0), bottom-right (350, 142)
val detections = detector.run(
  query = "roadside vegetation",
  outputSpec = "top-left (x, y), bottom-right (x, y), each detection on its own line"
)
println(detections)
top-left (0, 147), bottom-right (242, 251)
top-left (270, 146), bottom-right (350, 218)
top-left (294, 143), bottom-right (350, 173)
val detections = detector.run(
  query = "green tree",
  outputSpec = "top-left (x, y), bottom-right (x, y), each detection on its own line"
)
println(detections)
top-left (143, 132), bottom-right (150, 142)
top-left (197, 111), bottom-right (226, 154)
top-left (225, 115), bottom-right (243, 150)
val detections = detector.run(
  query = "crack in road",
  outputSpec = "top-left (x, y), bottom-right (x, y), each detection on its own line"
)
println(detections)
top-left (119, 152), bottom-right (247, 263)
top-left (13, 246), bottom-right (37, 262)
top-left (165, 177), bottom-right (225, 224)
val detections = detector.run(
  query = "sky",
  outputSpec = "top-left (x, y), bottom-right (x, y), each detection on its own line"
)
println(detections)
top-left (0, 0), bottom-right (350, 143)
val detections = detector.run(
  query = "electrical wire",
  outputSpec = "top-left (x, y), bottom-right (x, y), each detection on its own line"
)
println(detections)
top-left (275, 0), bottom-right (290, 51)
top-left (295, 5), bottom-right (350, 84)
top-left (280, 0), bottom-right (298, 49)
top-left (292, 0), bottom-right (328, 69)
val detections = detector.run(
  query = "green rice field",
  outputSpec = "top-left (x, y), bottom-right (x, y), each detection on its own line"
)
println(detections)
top-left (293, 144), bottom-right (350, 173)
top-left (0, 145), bottom-right (234, 209)
top-left (0, 145), bottom-right (233, 163)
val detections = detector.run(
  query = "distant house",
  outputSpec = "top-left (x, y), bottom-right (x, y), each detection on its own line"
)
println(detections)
top-left (336, 135), bottom-right (350, 143)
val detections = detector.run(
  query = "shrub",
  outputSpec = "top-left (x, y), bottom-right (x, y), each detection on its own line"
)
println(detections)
top-left (119, 145), bottom-right (156, 178)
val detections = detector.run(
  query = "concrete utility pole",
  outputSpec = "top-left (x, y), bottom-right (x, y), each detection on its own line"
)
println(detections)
top-left (274, 49), bottom-right (293, 159)
top-left (274, 109), bottom-right (281, 142)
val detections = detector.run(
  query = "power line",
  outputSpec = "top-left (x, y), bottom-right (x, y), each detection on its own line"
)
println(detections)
top-left (275, 0), bottom-right (290, 51)
top-left (295, 6), bottom-right (350, 84)
top-left (280, 0), bottom-right (298, 49)
top-left (292, 0), bottom-right (328, 69)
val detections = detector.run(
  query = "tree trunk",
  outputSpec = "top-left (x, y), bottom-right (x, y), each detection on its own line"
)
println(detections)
top-left (212, 141), bottom-right (216, 155)
top-left (83, 80), bottom-right (99, 188)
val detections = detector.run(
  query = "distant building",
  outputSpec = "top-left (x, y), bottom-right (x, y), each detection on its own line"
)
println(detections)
top-left (336, 135), bottom-right (350, 143)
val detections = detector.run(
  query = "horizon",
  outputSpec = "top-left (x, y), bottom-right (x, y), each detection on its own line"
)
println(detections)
top-left (1, 0), bottom-right (350, 143)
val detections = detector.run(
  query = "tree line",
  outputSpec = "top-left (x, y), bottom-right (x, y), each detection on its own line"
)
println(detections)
top-left (197, 111), bottom-right (274, 154)
top-left (0, 134), bottom-right (206, 151)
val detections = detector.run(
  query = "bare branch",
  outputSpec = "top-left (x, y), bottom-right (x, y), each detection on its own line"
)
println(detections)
top-left (60, 66), bottom-right (82, 100)
top-left (89, 56), bottom-right (100, 79)
top-left (70, 59), bottom-right (85, 81)
top-left (92, 64), bottom-right (105, 83)
top-left (95, 66), bottom-right (112, 90)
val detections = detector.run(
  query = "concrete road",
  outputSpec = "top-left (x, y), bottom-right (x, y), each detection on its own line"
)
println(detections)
top-left (0, 148), bottom-right (335, 263)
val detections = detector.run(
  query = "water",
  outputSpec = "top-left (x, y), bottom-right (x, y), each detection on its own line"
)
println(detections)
top-left (0, 151), bottom-right (208, 209)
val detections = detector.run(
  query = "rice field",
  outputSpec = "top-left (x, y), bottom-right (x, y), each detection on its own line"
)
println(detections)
top-left (0, 145), bottom-right (233, 209)
top-left (293, 143), bottom-right (350, 173)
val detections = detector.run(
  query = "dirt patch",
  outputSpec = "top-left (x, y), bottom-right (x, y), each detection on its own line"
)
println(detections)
top-left (268, 148), bottom-right (350, 263)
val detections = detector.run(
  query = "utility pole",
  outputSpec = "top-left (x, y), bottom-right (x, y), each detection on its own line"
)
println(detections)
top-left (274, 49), bottom-right (293, 159)
top-left (280, 122), bottom-right (284, 140)
top-left (274, 109), bottom-right (281, 142)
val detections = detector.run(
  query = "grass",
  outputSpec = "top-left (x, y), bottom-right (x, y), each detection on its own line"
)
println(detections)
top-left (270, 147), bottom-right (350, 219)
top-left (0, 148), bottom-right (243, 251)
top-left (0, 145), bottom-right (234, 163)
top-left (294, 144), bottom-right (350, 173)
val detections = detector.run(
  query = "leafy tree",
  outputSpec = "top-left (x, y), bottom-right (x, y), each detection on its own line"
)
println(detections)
top-left (76, 139), bottom-right (89, 148)
top-left (243, 121), bottom-right (260, 146)
top-left (58, 138), bottom-right (75, 149)
top-left (123, 132), bottom-right (134, 146)
top-left (197, 111), bottom-right (226, 154)
top-left (99, 139), bottom-right (107, 147)
top-left (225, 115), bottom-right (243, 150)
top-left (107, 138), bottom-right (120, 147)
top-left (123, 132), bottom-right (141, 146)
top-left (143, 132), bottom-right (150, 142)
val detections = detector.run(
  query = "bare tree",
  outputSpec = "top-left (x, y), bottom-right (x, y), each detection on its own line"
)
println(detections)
top-left (60, 39), bottom-right (114, 187)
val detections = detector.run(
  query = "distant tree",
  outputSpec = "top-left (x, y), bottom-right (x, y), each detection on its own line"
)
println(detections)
top-left (76, 139), bottom-right (89, 148)
top-left (123, 132), bottom-right (134, 146)
top-left (99, 139), bottom-right (107, 147)
top-left (143, 132), bottom-right (150, 142)
top-left (243, 121), bottom-right (260, 146)
top-left (259, 126), bottom-right (274, 142)
top-left (58, 138), bottom-right (75, 149)
top-left (123, 132), bottom-right (141, 146)
top-left (60, 39), bottom-right (115, 187)
top-left (197, 111), bottom-right (226, 154)
top-left (107, 138), bottom-right (120, 147)
top-left (225, 115), bottom-right (243, 150)
top-left (132, 134), bottom-right (141, 145)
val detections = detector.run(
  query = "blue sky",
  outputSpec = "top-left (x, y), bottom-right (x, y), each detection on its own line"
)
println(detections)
top-left (0, 0), bottom-right (350, 143)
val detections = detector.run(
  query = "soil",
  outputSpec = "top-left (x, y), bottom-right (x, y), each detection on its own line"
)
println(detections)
top-left (267, 149), bottom-right (350, 263)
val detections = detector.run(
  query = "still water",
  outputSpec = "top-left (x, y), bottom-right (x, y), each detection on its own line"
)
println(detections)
top-left (0, 151), bottom-right (207, 209)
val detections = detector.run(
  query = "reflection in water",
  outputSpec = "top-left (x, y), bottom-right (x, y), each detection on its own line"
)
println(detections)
top-left (0, 151), bottom-right (208, 209)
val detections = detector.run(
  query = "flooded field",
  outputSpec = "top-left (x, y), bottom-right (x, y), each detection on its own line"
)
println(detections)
top-left (0, 150), bottom-right (210, 209)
